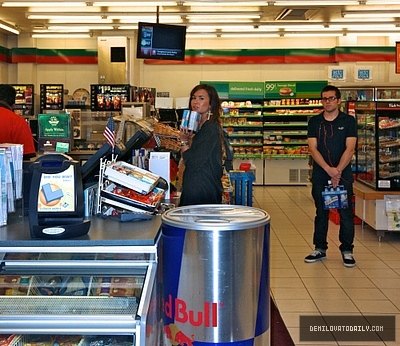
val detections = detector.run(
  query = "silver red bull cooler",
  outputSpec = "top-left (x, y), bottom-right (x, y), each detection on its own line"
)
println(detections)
top-left (161, 204), bottom-right (270, 346)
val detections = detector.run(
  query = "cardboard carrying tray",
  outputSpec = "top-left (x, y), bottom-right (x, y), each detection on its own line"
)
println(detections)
top-left (104, 161), bottom-right (160, 195)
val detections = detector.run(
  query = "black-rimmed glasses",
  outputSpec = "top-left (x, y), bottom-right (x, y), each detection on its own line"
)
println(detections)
top-left (321, 96), bottom-right (337, 102)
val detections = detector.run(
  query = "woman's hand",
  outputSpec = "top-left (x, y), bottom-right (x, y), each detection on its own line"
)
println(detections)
top-left (179, 127), bottom-right (193, 142)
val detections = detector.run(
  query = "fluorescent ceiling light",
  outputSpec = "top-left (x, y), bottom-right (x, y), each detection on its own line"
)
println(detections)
top-left (329, 23), bottom-right (398, 30)
top-left (342, 11), bottom-right (400, 18)
top-left (2, 2), bottom-right (87, 6)
top-left (46, 25), bottom-right (114, 30)
top-left (284, 32), bottom-right (343, 37)
top-left (220, 33), bottom-right (281, 38)
top-left (118, 17), bottom-right (182, 23)
top-left (48, 18), bottom-right (113, 24)
top-left (31, 33), bottom-right (92, 38)
top-left (27, 14), bottom-right (103, 20)
top-left (0, 21), bottom-right (20, 35)
top-left (186, 14), bottom-right (262, 20)
top-left (93, 1), bottom-right (175, 5)
top-left (109, 15), bottom-right (181, 21)
top-left (270, 0), bottom-right (360, 4)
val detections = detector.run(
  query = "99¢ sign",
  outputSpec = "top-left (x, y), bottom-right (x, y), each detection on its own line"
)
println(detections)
top-left (265, 82), bottom-right (297, 97)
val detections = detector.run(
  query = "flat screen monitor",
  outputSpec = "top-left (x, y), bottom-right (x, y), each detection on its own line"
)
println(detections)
top-left (136, 22), bottom-right (187, 61)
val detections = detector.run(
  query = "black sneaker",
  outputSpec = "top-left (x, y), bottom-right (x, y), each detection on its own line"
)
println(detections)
top-left (342, 253), bottom-right (356, 267)
top-left (304, 250), bottom-right (326, 263)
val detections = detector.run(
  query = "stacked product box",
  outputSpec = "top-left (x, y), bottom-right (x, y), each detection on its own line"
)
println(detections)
top-left (100, 161), bottom-right (166, 215)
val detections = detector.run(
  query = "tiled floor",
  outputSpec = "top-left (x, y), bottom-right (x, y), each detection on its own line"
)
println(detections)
top-left (252, 185), bottom-right (400, 346)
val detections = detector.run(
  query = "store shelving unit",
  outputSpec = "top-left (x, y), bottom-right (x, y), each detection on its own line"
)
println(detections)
top-left (222, 101), bottom-right (264, 184)
top-left (262, 99), bottom-right (322, 185)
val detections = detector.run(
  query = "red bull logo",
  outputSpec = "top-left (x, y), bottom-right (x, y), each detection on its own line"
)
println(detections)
top-left (164, 294), bottom-right (218, 327)
top-left (164, 323), bottom-right (194, 346)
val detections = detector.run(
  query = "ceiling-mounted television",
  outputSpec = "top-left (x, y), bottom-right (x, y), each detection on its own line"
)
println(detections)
top-left (136, 22), bottom-right (187, 61)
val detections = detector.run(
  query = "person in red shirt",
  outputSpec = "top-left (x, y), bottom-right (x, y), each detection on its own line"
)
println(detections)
top-left (0, 84), bottom-right (36, 159)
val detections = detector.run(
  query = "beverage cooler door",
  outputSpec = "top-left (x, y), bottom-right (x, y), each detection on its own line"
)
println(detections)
top-left (355, 101), bottom-right (376, 189)
top-left (0, 250), bottom-right (159, 345)
top-left (376, 101), bottom-right (400, 190)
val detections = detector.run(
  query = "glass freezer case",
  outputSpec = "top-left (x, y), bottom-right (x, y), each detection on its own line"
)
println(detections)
top-left (0, 216), bottom-right (162, 345)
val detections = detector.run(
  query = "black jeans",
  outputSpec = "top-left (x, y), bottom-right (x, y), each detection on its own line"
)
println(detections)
top-left (311, 179), bottom-right (355, 253)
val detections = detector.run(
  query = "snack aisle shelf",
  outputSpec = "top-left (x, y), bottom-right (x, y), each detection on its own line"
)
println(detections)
top-left (221, 101), bottom-right (264, 185)
top-left (0, 216), bottom-right (162, 345)
top-left (263, 99), bottom-right (323, 185)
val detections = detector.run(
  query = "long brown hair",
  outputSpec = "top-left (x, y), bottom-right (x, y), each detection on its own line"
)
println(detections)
top-left (189, 84), bottom-right (227, 162)
top-left (189, 84), bottom-right (222, 123)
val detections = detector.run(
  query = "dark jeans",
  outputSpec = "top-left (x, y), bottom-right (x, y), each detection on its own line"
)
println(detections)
top-left (311, 179), bottom-right (355, 253)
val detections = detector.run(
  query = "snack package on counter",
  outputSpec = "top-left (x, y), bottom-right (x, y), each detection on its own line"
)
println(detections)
top-left (104, 161), bottom-right (160, 195)
top-left (102, 182), bottom-right (165, 211)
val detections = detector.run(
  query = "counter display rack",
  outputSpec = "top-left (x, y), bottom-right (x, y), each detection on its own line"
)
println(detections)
top-left (262, 99), bottom-right (322, 185)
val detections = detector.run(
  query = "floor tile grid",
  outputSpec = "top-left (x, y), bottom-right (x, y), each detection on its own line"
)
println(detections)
top-left (252, 185), bottom-right (400, 346)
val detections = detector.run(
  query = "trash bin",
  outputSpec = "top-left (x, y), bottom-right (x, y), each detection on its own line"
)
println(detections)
top-left (161, 204), bottom-right (270, 345)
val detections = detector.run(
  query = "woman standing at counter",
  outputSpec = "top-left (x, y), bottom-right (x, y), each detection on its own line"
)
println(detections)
top-left (178, 84), bottom-right (224, 206)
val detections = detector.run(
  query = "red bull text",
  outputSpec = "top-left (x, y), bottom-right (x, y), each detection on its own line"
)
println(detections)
top-left (164, 294), bottom-right (218, 327)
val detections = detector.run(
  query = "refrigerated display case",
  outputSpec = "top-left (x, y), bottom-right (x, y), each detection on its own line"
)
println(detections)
top-left (354, 101), bottom-right (376, 185)
top-left (0, 216), bottom-right (162, 345)
top-left (339, 87), bottom-right (374, 117)
top-left (375, 100), bottom-right (400, 190)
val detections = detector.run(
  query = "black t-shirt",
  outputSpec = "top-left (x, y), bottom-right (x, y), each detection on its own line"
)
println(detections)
top-left (180, 120), bottom-right (223, 206)
top-left (308, 111), bottom-right (357, 182)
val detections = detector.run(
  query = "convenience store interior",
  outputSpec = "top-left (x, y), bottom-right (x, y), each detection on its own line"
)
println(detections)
top-left (255, 185), bottom-right (400, 345)
top-left (2, 0), bottom-right (400, 344)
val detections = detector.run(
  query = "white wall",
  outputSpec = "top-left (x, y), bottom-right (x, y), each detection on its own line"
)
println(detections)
top-left (3, 33), bottom-right (400, 102)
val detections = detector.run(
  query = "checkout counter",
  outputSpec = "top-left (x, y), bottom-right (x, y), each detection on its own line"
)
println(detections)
top-left (0, 215), bottom-right (163, 345)
top-left (354, 181), bottom-right (400, 241)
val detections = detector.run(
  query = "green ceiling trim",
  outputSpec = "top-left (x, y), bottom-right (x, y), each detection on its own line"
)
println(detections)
top-left (1, 45), bottom-right (396, 65)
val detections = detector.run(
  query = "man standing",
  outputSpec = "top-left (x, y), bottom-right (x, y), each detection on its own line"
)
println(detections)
top-left (305, 85), bottom-right (357, 267)
top-left (0, 84), bottom-right (36, 159)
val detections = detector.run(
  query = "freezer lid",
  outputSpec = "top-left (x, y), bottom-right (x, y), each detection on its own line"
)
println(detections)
top-left (161, 204), bottom-right (270, 231)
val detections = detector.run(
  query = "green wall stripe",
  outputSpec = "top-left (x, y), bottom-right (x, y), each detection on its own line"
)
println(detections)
top-left (1, 45), bottom-right (396, 65)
